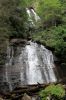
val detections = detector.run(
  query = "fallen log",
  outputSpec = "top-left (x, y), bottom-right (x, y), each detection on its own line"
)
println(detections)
top-left (1, 80), bottom-right (66, 99)
top-left (10, 82), bottom-right (57, 95)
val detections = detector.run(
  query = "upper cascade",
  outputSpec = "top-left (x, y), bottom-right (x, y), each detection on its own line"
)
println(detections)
top-left (26, 8), bottom-right (41, 27)
top-left (30, 9), bottom-right (40, 22)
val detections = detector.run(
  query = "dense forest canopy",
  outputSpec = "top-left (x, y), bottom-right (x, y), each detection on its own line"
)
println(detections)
top-left (0, 0), bottom-right (66, 66)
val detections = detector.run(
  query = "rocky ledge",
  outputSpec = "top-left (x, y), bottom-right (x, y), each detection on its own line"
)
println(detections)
top-left (10, 39), bottom-right (30, 46)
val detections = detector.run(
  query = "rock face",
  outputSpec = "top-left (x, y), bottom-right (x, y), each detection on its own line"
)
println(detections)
top-left (0, 97), bottom-right (3, 100)
top-left (22, 93), bottom-right (32, 100)
top-left (35, 96), bottom-right (41, 100)
top-left (10, 39), bottom-right (28, 46)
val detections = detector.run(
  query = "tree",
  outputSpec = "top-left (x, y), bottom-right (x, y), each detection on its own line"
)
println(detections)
top-left (35, 0), bottom-right (62, 28)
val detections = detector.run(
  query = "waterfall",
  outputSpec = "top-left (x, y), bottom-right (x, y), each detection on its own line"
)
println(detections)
top-left (26, 8), bottom-right (34, 25)
top-left (0, 41), bottom-right (58, 91)
top-left (26, 8), bottom-right (41, 27)
top-left (31, 9), bottom-right (40, 22)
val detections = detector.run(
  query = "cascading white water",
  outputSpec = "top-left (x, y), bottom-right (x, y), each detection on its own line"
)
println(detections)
top-left (0, 41), bottom-right (57, 91)
top-left (25, 42), bottom-right (57, 84)
top-left (26, 8), bottom-right (41, 27)
top-left (26, 8), bottom-right (34, 25)
top-left (25, 43), bottom-right (44, 84)
top-left (31, 9), bottom-right (40, 22)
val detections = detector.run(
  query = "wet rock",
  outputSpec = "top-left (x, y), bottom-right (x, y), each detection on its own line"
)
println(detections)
top-left (36, 96), bottom-right (41, 100)
top-left (46, 46), bottom-right (55, 51)
top-left (32, 96), bottom-right (41, 100)
top-left (46, 94), bottom-right (51, 100)
top-left (0, 97), bottom-right (3, 100)
top-left (22, 93), bottom-right (32, 100)
top-left (10, 39), bottom-right (27, 46)
top-left (16, 7), bottom-right (22, 13)
top-left (53, 56), bottom-right (60, 64)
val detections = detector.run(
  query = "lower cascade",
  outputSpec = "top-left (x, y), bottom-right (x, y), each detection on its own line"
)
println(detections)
top-left (0, 41), bottom-right (57, 92)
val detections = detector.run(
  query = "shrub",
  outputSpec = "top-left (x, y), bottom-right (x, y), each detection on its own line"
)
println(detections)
top-left (39, 84), bottom-right (65, 100)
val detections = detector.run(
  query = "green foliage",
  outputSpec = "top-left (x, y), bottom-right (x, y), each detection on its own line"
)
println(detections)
top-left (0, 0), bottom-right (19, 64)
top-left (35, 0), bottom-right (62, 27)
top-left (39, 84), bottom-right (65, 100)
top-left (19, 0), bottom-right (34, 7)
top-left (32, 25), bottom-right (66, 63)
top-left (19, 0), bottom-right (39, 8)
top-left (9, 8), bottom-right (28, 38)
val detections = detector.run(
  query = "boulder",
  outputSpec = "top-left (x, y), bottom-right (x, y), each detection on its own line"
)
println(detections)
top-left (22, 93), bottom-right (32, 100)
top-left (36, 96), bottom-right (41, 100)
top-left (32, 96), bottom-right (41, 100)
top-left (0, 97), bottom-right (3, 100)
